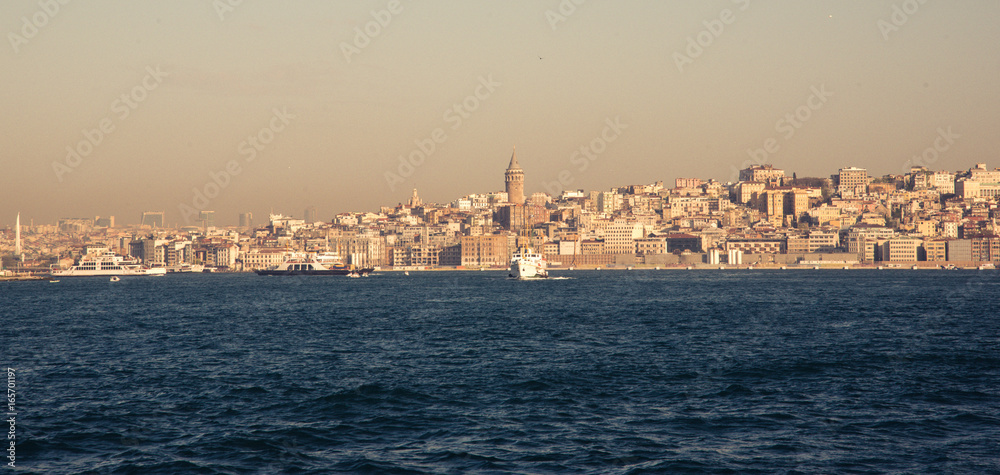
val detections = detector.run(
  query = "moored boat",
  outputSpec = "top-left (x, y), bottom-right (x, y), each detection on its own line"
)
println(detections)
top-left (254, 254), bottom-right (373, 276)
top-left (50, 251), bottom-right (167, 277)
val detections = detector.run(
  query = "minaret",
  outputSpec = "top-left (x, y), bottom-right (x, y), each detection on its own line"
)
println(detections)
top-left (505, 147), bottom-right (525, 205)
top-left (14, 213), bottom-right (21, 260)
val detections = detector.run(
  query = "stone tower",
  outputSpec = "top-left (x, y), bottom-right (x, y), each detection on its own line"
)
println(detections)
top-left (505, 148), bottom-right (525, 205)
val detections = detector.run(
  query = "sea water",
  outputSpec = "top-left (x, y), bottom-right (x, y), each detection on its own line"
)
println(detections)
top-left (2, 270), bottom-right (998, 473)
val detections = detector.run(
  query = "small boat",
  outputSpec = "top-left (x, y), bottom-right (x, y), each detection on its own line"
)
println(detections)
top-left (404, 271), bottom-right (410, 276)
top-left (347, 272), bottom-right (361, 278)
top-left (49, 279), bottom-right (60, 283)
top-left (109, 276), bottom-right (120, 282)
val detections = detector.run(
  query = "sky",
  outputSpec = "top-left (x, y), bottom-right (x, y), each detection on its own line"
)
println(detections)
top-left (2, 0), bottom-right (999, 227)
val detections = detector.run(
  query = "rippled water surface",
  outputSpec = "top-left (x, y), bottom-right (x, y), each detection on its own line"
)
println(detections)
top-left (3, 270), bottom-right (999, 473)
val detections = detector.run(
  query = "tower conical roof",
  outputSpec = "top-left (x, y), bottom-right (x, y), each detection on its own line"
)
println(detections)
top-left (507, 147), bottom-right (521, 171)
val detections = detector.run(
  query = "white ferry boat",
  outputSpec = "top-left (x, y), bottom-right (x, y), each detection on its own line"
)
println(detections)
top-left (509, 247), bottom-right (548, 279)
top-left (164, 263), bottom-right (205, 273)
top-left (50, 251), bottom-right (167, 277)
top-left (255, 253), bottom-right (373, 276)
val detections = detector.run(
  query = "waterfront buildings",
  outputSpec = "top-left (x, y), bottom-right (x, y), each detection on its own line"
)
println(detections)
top-left (461, 235), bottom-right (509, 268)
top-left (6, 158), bottom-right (1000, 270)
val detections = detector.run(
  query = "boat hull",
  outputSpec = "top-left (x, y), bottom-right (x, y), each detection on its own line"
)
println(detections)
top-left (509, 247), bottom-right (548, 280)
top-left (255, 268), bottom-right (373, 276)
top-left (510, 260), bottom-right (547, 279)
top-left (51, 267), bottom-right (167, 277)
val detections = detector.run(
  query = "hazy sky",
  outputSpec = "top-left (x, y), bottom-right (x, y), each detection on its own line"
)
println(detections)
top-left (3, 0), bottom-right (999, 226)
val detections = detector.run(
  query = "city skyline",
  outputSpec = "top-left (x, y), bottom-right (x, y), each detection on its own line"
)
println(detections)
top-left (6, 156), bottom-right (999, 272)
top-left (3, 1), bottom-right (1000, 226)
top-left (2, 156), bottom-right (997, 229)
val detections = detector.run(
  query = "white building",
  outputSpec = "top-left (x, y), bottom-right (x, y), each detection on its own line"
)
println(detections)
top-left (242, 249), bottom-right (291, 270)
top-left (881, 238), bottom-right (920, 262)
top-left (213, 245), bottom-right (238, 269)
top-left (838, 167), bottom-right (870, 198)
top-left (604, 220), bottom-right (644, 255)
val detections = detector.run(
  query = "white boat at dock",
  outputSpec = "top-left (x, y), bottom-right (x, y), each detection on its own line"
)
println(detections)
top-left (50, 251), bottom-right (167, 277)
top-left (254, 252), bottom-right (373, 276)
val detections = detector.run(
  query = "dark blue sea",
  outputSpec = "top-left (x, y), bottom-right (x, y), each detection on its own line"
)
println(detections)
top-left (3, 270), bottom-right (999, 474)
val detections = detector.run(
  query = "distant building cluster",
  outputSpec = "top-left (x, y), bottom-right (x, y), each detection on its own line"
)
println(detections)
top-left (4, 154), bottom-right (1000, 272)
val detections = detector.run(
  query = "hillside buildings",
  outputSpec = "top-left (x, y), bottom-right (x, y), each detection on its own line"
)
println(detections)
top-left (6, 158), bottom-right (1000, 270)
